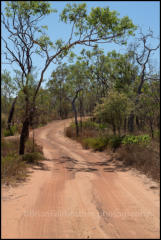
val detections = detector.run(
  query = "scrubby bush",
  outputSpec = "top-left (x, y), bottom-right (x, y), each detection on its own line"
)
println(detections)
top-left (116, 144), bottom-right (160, 181)
top-left (22, 152), bottom-right (45, 164)
top-left (82, 137), bottom-right (109, 151)
top-left (81, 120), bottom-right (100, 129)
top-left (108, 135), bottom-right (123, 151)
top-left (3, 125), bottom-right (18, 137)
top-left (1, 137), bottom-right (45, 185)
top-left (94, 90), bottom-right (134, 135)
top-left (2, 154), bottom-right (26, 182)
top-left (70, 120), bottom-right (107, 131)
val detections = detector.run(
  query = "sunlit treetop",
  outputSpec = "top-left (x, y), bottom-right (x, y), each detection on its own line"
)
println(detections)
top-left (5, 1), bottom-right (56, 18)
top-left (61, 3), bottom-right (137, 44)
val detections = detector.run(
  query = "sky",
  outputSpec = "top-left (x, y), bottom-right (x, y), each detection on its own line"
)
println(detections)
top-left (1, 1), bottom-right (160, 85)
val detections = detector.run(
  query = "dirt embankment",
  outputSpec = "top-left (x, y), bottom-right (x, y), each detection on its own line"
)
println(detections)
top-left (2, 119), bottom-right (160, 239)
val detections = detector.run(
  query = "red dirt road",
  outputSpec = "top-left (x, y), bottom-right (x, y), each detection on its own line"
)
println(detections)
top-left (2, 119), bottom-right (160, 239)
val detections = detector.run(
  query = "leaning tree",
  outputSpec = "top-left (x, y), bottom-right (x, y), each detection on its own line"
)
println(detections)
top-left (2, 1), bottom-right (137, 154)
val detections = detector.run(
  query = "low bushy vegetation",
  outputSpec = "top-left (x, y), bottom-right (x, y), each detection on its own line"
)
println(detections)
top-left (82, 137), bottom-right (109, 151)
top-left (66, 119), bottom-right (160, 181)
top-left (116, 145), bottom-right (160, 181)
top-left (2, 154), bottom-right (27, 183)
top-left (3, 125), bottom-right (18, 137)
top-left (122, 134), bottom-right (151, 145)
top-left (1, 137), bottom-right (45, 185)
top-left (22, 152), bottom-right (45, 164)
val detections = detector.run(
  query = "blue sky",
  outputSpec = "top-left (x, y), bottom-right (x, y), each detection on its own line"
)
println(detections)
top-left (2, 1), bottom-right (160, 85)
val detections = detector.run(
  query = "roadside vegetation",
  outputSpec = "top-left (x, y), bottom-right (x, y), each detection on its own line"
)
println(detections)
top-left (1, 137), bottom-right (45, 185)
top-left (65, 118), bottom-right (160, 181)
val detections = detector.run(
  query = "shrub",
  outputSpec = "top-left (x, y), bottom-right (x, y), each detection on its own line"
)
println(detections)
top-left (82, 137), bottom-right (109, 151)
top-left (3, 125), bottom-right (18, 137)
top-left (4, 129), bottom-right (13, 137)
top-left (81, 120), bottom-right (99, 129)
top-left (1, 138), bottom-right (45, 185)
top-left (108, 135), bottom-right (123, 151)
top-left (70, 120), bottom-right (107, 131)
top-left (122, 134), bottom-right (151, 145)
top-left (22, 152), bottom-right (45, 164)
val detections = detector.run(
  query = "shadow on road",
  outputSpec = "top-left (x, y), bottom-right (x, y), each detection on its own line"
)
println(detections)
top-left (31, 161), bottom-right (51, 171)
top-left (53, 155), bottom-right (130, 173)
top-left (65, 166), bottom-right (98, 173)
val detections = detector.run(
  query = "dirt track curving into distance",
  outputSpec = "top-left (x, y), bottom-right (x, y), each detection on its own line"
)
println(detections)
top-left (2, 119), bottom-right (160, 239)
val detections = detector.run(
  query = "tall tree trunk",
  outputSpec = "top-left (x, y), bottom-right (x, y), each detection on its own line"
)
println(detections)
top-left (19, 117), bottom-right (30, 155)
top-left (124, 117), bottom-right (127, 134)
top-left (136, 116), bottom-right (140, 130)
top-left (59, 91), bottom-right (62, 119)
top-left (118, 126), bottom-right (121, 136)
top-left (72, 101), bottom-right (79, 137)
top-left (112, 122), bottom-right (116, 135)
top-left (149, 119), bottom-right (154, 138)
top-left (71, 89), bottom-right (83, 137)
top-left (7, 96), bottom-right (17, 131)
top-left (79, 97), bottom-right (83, 132)
top-left (128, 112), bottom-right (134, 133)
top-left (19, 95), bottom-right (30, 155)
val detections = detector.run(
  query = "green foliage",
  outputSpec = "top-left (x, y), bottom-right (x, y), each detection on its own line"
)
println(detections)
top-left (94, 90), bottom-right (134, 134)
top-left (5, 1), bottom-right (56, 18)
top-left (35, 35), bottom-right (53, 49)
top-left (82, 135), bottom-right (123, 151)
top-left (70, 120), bottom-right (107, 131)
top-left (108, 135), bottom-right (123, 150)
top-left (122, 134), bottom-right (151, 145)
top-left (82, 137), bottom-right (109, 151)
top-left (135, 80), bottom-right (160, 136)
top-left (3, 125), bottom-right (18, 137)
top-left (81, 120), bottom-right (101, 129)
top-left (87, 7), bottom-right (137, 40)
top-left (60, 3), bottom-right (136, 44)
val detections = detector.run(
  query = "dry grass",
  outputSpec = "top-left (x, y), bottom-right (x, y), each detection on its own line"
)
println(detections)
top-left (115, 144), bottom-right (160, 181)
top-left (1, 137), bottom-right (45, 185)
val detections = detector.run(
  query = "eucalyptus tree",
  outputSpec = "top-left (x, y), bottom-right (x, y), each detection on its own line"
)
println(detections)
top-left (47, 64), bottom-right (70, 119)
top-left (64, 63), bottom-right (87, 136)
top-left (2, 1), bottom-right (55, 154)
top-left (127, 29), bottom-right (160, 132)
top-left (2, 1), bottom-right (137, 154)
top-left (94, 89), bottom-right (134, 136)
top-left (135, 79), bottom-right (160, 137)
top-left (82, 47), bottom-right (110, 100)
